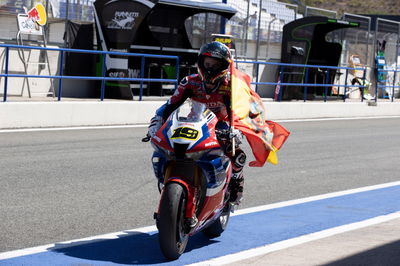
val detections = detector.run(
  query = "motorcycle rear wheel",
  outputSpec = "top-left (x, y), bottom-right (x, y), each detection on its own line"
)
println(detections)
top-left (203, 203), bottom-right (231, 238)
top-left (158, 182), bottom-right (189, 260)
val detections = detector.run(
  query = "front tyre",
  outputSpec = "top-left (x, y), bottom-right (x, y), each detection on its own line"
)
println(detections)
top-left (158, 183), bottom-right (189, 260)
top-left (203, 203), bottom-right (232, 238)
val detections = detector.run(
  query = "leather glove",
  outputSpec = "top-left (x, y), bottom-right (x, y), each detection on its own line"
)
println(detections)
top-left (230, 128), bottom-right (243, 145)
top-left (148, 115), bottom-right (163, 137)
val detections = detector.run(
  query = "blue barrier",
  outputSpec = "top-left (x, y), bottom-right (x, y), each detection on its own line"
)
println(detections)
top-left (1, 44), bottom-right (398, 102)
top-left (0, 44), bottom-right (179, 102)
top-left (235, 60), bottom-right (370, 102)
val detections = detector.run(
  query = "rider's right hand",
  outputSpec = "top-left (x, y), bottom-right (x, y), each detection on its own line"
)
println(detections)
top-left (230, 128), bottom-right (243, 145)
top-left (148, 115), bottom-right (163, 138)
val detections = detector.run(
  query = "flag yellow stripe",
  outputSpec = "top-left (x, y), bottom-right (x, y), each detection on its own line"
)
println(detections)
top-left (231, 75), bottom-right (252, 119)
top-left (266, 149), bottom-right (278, 165)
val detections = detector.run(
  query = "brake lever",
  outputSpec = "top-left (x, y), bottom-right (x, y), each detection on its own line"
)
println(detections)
top-left (142, 135), bottom-right (151, 142)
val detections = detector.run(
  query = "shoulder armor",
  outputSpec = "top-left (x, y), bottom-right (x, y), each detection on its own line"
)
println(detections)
top-left (180, 77), bottom-right (188, 86)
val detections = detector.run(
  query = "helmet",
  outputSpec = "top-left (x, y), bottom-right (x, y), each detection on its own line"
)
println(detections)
top-left (197, 41), bottom-right (232, 94)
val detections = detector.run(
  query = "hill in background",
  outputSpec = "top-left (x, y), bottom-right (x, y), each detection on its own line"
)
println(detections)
top-left (281, 0), bottom-right (400, 16)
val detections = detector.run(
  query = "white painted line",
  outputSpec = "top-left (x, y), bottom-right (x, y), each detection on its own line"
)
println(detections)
top-left (188, 212), bottom-right (400, 266)
top-left (1, 180), bottom-right (400, 261)
top-left (0, 225), bottom-right (157, 261)
top-left (0, 124), bottom-right (148, 133)
top-left (276, 115), bottom-right (400, 123)
top-left (232, 180), bottom-right (400, 216)
top-left (1, 115), bottom-right (400, 133)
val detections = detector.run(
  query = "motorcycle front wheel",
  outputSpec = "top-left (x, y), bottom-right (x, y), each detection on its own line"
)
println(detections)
top-left (158, 182), bottom-right (189, 260)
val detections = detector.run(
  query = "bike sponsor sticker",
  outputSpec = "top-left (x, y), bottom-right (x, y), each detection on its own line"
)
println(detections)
top-left (171, 127), bottom-right (199, 140)
top-left (205, 141), bottom-right (218, 147)
top-left (107, 11), bottom-right (139, 29)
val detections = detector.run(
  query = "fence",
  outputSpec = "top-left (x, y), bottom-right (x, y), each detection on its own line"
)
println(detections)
top-left (376, 67), bottom-right (400, 101)
top-left (374, 18), bottom-right (400, 68)
top-left (0, 44), bottom-right (179, 102)
top-left (2, 44), bottom-right (400, 103)
top-left (0, 0), bottom-right (95, 22)
top-left (236, 60), bottom-right (400, 102)
top-left (226, 0), bottom-right (296, 60)
top-left (341, 14), bottom-right (372, 68)
top-left (1, 0), bottom-right (398, 71)
top-left (304, 6), bottom-right (337, 18)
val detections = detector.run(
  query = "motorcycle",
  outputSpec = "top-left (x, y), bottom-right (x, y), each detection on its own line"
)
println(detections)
top-left (143, 100), bottom-right (235, 260)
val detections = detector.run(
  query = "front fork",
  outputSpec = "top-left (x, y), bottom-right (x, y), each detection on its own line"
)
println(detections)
top-left (160, 179), bottom-right (197, 219)
top-left (154, 164), bottom-right (202, 228)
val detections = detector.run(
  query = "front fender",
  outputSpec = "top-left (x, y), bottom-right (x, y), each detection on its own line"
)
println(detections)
top-left (158, 178), bottom-right (196, 219)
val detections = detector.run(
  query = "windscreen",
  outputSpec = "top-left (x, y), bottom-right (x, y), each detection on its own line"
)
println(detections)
top-left (175, 100), bottom-right (207, 122)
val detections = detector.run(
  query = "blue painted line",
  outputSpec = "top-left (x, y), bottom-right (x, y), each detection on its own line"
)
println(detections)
top-left (2, 185), bottom-right (400, 265)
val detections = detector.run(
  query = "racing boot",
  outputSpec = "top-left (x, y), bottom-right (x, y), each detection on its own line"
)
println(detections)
top-left (228, 149), bottom-right (246, 205)
top-left (229, 171), bottom-right (244, 205)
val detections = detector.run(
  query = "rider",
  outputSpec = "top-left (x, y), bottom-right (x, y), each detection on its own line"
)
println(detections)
top-left (148, 41), bottom-right (246, 206)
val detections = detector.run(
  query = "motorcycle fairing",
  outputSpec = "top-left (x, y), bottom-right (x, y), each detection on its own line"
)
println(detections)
top-left (151, 148), bottom-right (167, 181)
top-left (197, 155), bottom-right (231, 193)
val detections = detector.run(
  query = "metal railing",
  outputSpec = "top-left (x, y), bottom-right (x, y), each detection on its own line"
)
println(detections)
top-left (236, 60), bottom-right (378, 102)
top-left (1, 44), bottom-right (399, 103)
top-left (0, 44), bottom-right (179, 102)
top-left (376, 68), bottom-right (400, 102)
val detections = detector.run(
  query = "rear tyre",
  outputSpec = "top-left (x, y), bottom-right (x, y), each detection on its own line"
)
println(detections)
top-left (158, 183), bottom-right (189, 260)
top-left (203, 203), bottom-right (231, 238)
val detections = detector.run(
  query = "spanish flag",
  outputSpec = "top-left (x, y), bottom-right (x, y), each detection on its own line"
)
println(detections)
top-left (230, 63), bottom-right (290, 167)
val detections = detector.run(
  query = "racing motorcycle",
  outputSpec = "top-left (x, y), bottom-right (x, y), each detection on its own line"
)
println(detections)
top-left (142, 100), bottom-right (235, 260)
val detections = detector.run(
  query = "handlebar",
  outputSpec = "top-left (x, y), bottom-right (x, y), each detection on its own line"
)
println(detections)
top-left (143, 130), bottom-right (241, 143)
top-left (215, 129), bottom-right (231, 140)
top-left (216, 129), bottom-right (241, 140)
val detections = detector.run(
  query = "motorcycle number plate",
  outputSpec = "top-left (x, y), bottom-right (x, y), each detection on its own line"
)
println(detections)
top-left (171, 127), bottom-right (199, 140)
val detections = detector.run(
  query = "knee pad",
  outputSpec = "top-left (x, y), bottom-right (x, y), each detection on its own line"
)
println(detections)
top-left (233, 150), bottom-right (246, 169)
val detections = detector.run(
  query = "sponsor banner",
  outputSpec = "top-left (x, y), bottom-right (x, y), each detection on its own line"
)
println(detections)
top-left (27, 3), bottom-right (47, 26)
top-left (107, 11), bottom-right (139, 30)
top-left (212, 34), bottom-right (235, 50)
top-left (17, 14), bottom-right (43, 35)
top-left (17, 3), bottom-right (47, 35)
top-left (94, 0), bottom-right (154, 49)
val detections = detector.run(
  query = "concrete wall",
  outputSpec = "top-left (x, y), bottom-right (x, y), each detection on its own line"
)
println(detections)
top-left (1, 100), bottom-right (399, 129)
top-left (0, 101), bottom-right (159, 129)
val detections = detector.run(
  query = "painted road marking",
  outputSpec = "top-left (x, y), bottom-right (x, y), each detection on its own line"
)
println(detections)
top-left (0, 225), bottom-right (157, 261)
top-left (233, 180), bottom-right (400, 216)
top-left (0, 124), bottom-right (148, 133)
top-left (188, 212), bottom-right (400, 266)
top-left (1, 115), bottom-right (400, 133)
top-left (2, 181), bottom-right (399, 260)
top-left (1, 181), bottom-right (400, 265)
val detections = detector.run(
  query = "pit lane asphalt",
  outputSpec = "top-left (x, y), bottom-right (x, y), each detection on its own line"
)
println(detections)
top-left (1, 117), bottom-right (400, 264)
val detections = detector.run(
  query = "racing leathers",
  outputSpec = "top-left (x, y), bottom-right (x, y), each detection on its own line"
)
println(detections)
top-left (150, 74), bottom-right (246, 205)
top-left (162, 74), bottom-right (230, 122)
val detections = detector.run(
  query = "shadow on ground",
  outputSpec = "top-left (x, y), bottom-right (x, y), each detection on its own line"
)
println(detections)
top-left (323, 239), bottom-right (400, 266)
top-left (50, 230), bottom-right (219, 264)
